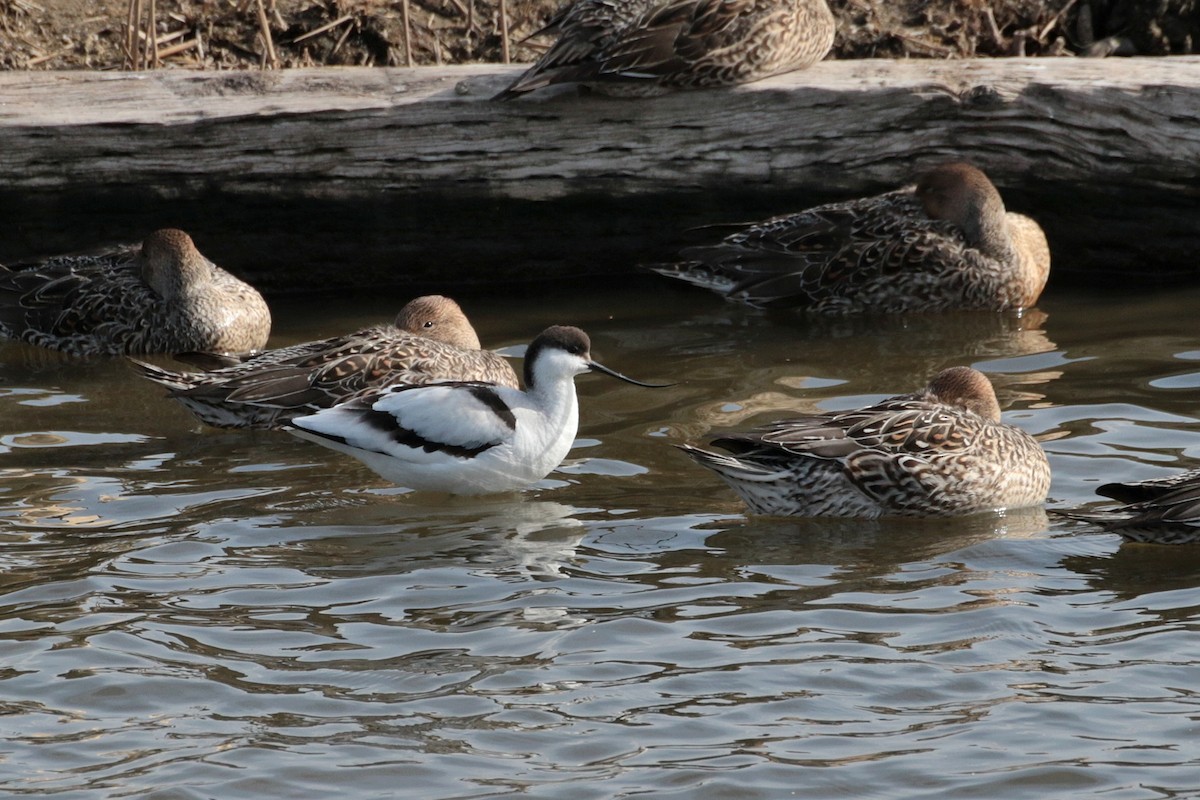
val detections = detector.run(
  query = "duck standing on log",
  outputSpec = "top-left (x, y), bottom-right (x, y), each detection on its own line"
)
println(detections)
top-left (494, 0), bottom-right (835, 99)
top-left (649, 162), bottom-right (1051, 314)
top-left (0, 228), bottom-right (270, 357)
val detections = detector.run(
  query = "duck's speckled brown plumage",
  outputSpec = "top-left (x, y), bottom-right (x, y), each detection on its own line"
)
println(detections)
top-left (1064, 469), bottom-right (1200, 544)
top-left (680, 367), bottom-right (1051, 518)
top-left (495, 0), bottom-right (834, 99)
top-left (130, 295), bottom-right (519, 430)
top-left (0, 229), bottom-right (270, 357)
top-left (650, 163), bottom-right (1051, 314)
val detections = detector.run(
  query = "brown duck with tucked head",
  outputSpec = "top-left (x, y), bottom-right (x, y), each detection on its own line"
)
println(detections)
top-left (650, 162), bottom-right (1051, 314)
top-left (0, 228), bottom-right (271, 357)
top-left (679, 366), bottom-right (1051, 518)
top-left (495, 0), bottom-right (835, 99)
top-left (130, 295), bottom-right (519, 430)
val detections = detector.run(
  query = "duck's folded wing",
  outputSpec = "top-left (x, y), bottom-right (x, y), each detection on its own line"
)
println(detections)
top-left (663, 195), bottom-right (931, 306)
top-left (0, 267), bottom-right (90, 335)
top-left (1097, 468), bottom-right (1200, 504)
top-left (597, 0), bottom-right (754, 77)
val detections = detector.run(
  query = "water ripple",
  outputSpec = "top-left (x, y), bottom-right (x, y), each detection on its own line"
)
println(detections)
top-left (4, 286), bottom-right (1200, 798)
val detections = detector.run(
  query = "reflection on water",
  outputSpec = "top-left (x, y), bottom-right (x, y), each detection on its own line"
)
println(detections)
top-left (3, 277), bottom-right (1200, 798)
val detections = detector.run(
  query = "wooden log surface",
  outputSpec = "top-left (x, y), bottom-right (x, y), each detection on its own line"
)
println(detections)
top-left (1, 58), bottom-right (1198, 291)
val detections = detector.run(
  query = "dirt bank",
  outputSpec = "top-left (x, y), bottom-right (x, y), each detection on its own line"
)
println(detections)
top-left (2, 0), bottom-right (1196, 72)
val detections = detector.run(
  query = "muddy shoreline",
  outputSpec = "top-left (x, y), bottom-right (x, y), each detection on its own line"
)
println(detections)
top-left (2, 1), bottom-right (1196, 72)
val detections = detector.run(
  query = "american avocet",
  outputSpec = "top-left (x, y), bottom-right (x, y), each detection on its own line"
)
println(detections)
top-left (679, 366), bottom-right (1050, 517)
top-left (287, 325), bottom-right (669, 494)
top-left (494, 0), bottom-right (834, 99)
top-left (650, 162), bottom-right (1051, 314)
top-left (129, 295), bottom-right (518, 429)
top-left (0, 228), bottom-right (270, 357)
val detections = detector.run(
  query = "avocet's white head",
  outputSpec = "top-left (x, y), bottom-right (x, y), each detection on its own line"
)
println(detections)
top-left (522, 326), bottom-right (592, 390)
top-left (522, 326), bottom-right (671, 392)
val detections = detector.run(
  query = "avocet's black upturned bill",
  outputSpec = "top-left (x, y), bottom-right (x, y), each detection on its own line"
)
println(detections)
top-left (287, 326), bottom-right (670, 494)
top-left (494, 0), bottom-right (835, 99)
top-left (649, 163), bottom-right (1051, 314)
top-left (0, 229), bottom-right (271, 357)
top-left (129, 295), bottom-right (518, 429)
top-left (1061, 469), bottom-right (1200, 544)
top-left (679, 367), bottom-right (1051, 518)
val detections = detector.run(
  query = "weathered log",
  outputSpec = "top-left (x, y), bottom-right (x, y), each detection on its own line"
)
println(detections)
top-left (0, 59), bottom-right (1197, 290)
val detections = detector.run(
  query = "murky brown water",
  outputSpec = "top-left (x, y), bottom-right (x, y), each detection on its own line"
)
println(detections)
top-left (4, 275), bottom-right (1200, 798)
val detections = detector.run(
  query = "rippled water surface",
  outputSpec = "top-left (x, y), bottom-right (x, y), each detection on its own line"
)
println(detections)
top-left (5, 277), bottom-right (1200, 799)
